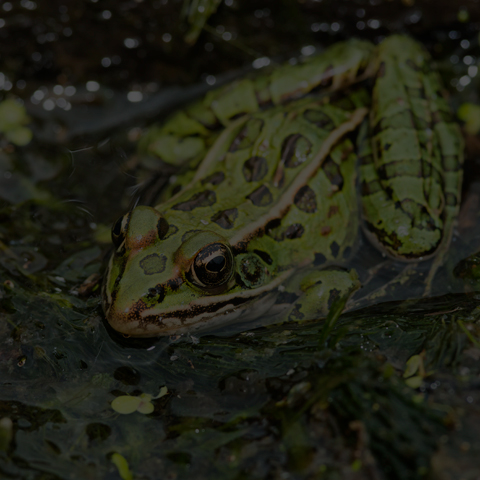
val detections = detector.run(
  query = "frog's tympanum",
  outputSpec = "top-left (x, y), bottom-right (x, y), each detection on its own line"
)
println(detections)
top-left (102, 36), bottom-right (464, 337)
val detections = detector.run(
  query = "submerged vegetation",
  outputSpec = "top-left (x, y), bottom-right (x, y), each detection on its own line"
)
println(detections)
top-left (1, 1), bottom-right (480, 479)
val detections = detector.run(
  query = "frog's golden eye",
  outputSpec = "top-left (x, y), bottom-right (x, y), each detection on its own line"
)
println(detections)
top-left (189, 243), bottom-right (234, 288)
top-left (111, 213), bottom-right (130, 249)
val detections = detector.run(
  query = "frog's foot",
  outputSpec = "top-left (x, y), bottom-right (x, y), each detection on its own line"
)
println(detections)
top-left (287, 267), bottom-right (360, 322)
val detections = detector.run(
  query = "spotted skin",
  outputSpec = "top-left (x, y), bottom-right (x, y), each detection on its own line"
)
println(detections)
top-left (103, 36), bottom-right (463, 337)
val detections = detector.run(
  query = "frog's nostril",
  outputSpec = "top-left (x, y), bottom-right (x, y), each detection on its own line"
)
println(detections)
top-left (146, 284), bottom-right (165, 303)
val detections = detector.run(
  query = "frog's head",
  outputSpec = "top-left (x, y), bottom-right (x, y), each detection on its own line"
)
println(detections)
top-left (103, 206), bottom-right (273, 337)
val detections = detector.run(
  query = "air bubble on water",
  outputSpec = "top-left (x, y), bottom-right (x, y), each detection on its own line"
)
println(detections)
top-left (86, 81), bottom-right (100, 92)
top-left (301, 45), bottom-right (315, 56)
top-left (253, 57), bottom-right (270, 69)
top-left (43, 99), bottom-right (55, 111)
top-left (127, 91), bottom-right (143, 102)
top-left (459, 75), bottom-right (471, 87)
top-left (124, 38), bottom-right (139, 49)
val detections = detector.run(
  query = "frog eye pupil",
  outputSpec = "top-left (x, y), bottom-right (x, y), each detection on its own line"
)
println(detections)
top-left (111, 213), bottom-right (131, 249)
top-left (207, 255), bottom-right (225, 273)
top-left (112, 216), bottom-right (123, 237)
top-left (190, 242), bottom-right (233, 289)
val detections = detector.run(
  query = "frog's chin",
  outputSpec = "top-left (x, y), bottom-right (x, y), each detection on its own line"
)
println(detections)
top-left (105, 291), bottom-right (281, 337)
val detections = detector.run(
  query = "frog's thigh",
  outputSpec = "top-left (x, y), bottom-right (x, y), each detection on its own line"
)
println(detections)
top-left (288, 268), bottom-right (360, 321)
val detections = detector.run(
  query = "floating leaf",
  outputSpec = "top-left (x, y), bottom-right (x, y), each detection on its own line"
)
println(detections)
top-left (111, 453), bottom-right (133, 480)
top-left (111, 396), bottom-right (143, 415)
top-left (403, 354), bottom-right (422, 378)
top-left (405, 375), bottom-right (423, 389)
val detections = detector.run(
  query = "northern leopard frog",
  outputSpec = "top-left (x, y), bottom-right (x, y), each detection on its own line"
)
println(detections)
top-left (102, 36), bottom-right (464, 337)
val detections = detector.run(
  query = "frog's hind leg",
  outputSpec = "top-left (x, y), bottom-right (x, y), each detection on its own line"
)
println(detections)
top-left (360, 35), bottom-right (464, 293)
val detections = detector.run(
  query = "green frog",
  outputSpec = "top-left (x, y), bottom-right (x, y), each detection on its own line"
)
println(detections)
top-left (102, 36), bottom-right (463, 337)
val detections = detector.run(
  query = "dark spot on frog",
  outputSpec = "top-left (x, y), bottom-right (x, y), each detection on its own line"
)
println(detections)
top-left (157, 217), bottom-right (169, 240)
top-left (314, 253), bottom-right (327, 266)
top-left (323, 157), bottom-right (344, 190)
top-left (268, 223), bottom-right (304, 241)
top-left (327, 288), bottom-right (341, 309)
top-left (253, 249), bottom-right (273, 265)
top-left (239, 255), bottom-right (265, 287)
top-left (294, 185), bottom-right (317, 213)
top-left (303, 109), bottom-right (334, 130)
top-left (343, 246), bottom-right (352, 260)
top-left (166, 277), bottom-right (183, 292)
top-left (247, 185), bottom-right (273, 207)
top-left (172, 190), bottom-right (216, 211)
top-left (147, 284), bottom-right (165, 303)
top-left (140, 254), bottom-right (167, 275)
top-left (327, 205), bottom-right (339, 218)
top-left (201, 171), bottom-right (225, 185)
top-left (243, 156), bottom-right (268, 182)
top-left (330, 241), bottom-right (340, 258)
top-left (275, 291), bottom-right (299, 305)
top-left (361, 179), bottom-right (382, 196)
top-left (229, 118), bottom-right (264, 152)
top-left (281, 134), bottom-right (312, 168)
top-left (321, 226), bottom-right (331, 236)
top-left (232, 241), bottom-right (248, 254)
top-left (264, 218), bottom-right (282, 237)
top-left (384, 142), bottom-right (392, 151)
top-left (211, 208), bottom-right (238, 229)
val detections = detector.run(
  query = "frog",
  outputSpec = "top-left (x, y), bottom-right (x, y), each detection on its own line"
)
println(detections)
top-left (102, 35), bottom-right (464, 337)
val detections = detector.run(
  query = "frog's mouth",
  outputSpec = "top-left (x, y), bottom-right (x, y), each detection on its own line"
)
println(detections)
top-left (105, 269), bottom-right (294, 337)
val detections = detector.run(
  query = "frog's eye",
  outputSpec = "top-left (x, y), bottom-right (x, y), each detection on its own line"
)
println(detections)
top-left (111, 213), bottom-right (130, 249)
top-left (189, 243), bottom-right (234, 288)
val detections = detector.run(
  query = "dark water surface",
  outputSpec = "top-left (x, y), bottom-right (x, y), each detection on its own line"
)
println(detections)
top-left (1, 1), bottom-right (480, 479)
